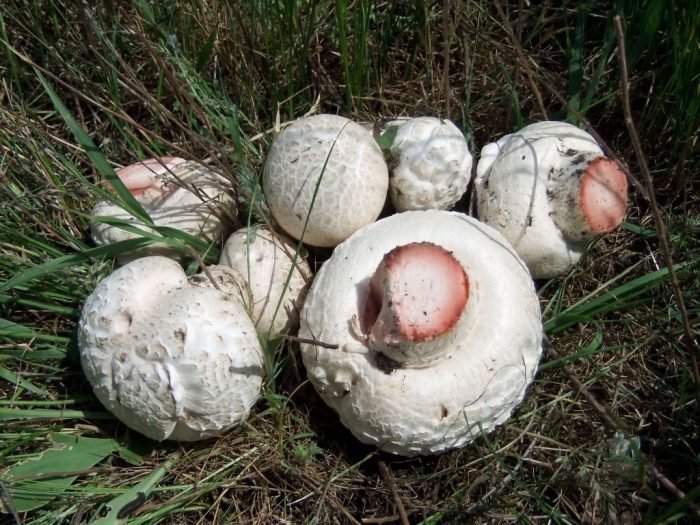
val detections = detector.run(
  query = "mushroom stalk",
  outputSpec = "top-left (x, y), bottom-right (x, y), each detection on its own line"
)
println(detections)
top-left (362, 243), bottom-right (470, 368)
top-left (115, 157), bottom-right (184, 197)
top-left (547, 152), bottom-right (628, 241)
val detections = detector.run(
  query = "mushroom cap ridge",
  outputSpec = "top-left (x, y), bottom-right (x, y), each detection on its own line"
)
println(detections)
top-left (299, 210), bottom-right (542, 456)
top-left (78, 256), bottom-right (264, 441)
top-left (262, 114), bottom-right (389, 247)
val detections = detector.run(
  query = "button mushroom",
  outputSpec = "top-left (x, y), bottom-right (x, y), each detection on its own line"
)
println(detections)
top-left (262, 114), bottom-right (389, 247)
top-left (91, 157), bottom-right (234, 263)
top-left (219, 226), bottom-right (311, 337)
top-left (78, 256), bottom-right (263, 441)
top-left (298, 210), bottom-right (542, 456)
top-left (385, 117), bottom-right (473, 211)
top-left (475, 121), bottom-right (628, 279)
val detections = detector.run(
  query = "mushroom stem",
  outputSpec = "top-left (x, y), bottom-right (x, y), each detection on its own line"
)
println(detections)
top-left (362, 242), bottom-right (470, 368)
top-left (116, 157), bottom-right (185, 197)
top-left (548, 152), bottom-right (628, 241)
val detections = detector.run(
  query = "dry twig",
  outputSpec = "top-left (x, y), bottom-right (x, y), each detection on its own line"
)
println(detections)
top-left (378, 461), bottom-right (410, 525)
top-left (614, 15), bottom-right (699, 385)
top-left (546, 343), bottom-right (700, 518)
top-left (493, 0), bottom-right (548, 120)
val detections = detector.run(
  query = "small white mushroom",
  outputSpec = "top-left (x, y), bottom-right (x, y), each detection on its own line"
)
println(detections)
top-left (78, 257), bottom-right (263, 441)
top-left (299, 210), bottom-right (542, 456)
top-left (386, 117), bottom-right (473, 211)
top-left (262, 114), bottom-right (389, 247)
top-left (219, 226), bottom-right (311, 337)
top-left (475, 121), bottom-right (628, 279)
top-left (91, 157), bottom-right (234, 263)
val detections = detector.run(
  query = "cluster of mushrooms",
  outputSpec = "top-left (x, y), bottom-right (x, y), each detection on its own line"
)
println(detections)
top-left (78, 115), bottom-right (628, 455)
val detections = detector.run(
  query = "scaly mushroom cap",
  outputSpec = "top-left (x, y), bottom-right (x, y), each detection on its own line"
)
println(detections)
top-left (78, 257), bottom-right (263, 441)
top-left (299, 210), bottom-right (542, 456)
top-left (262, 114), bottom-right (389, 247)
top-left (91, 157), bottom-right (234, 263)
top-left (475, 121), bottom-right (628, 279)
top-left (219, 226), bottom-right (311, 337)
top-left (387, 117), bottom-right (473, 211)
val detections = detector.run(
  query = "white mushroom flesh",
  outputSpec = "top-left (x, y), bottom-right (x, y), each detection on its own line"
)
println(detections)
top-left (388, 117), bottom-right (473, 211)
top-left (299, 210), bottom-right (542, 456)
top-left (78, 257), bottom-right (263, 441)
top-left (475, 121), bottom-right (628, 279)
top-left (262, 114), bottom-right (389, 247)
top-left (219, 226), bottom-right (311, 337)
top-left (91, 158), bottom-right (234, 263)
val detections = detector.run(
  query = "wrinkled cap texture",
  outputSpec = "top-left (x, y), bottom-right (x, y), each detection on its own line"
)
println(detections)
top-left (78, 256), bottom-right (264, 441)
top-left (262, 114), bottom-right (389, 247)
top-left (91, 158), bottom-right (235, 263)
top-left (299, 210), bottom-right (542, 456)
top-left (219, 226), bottom-right (311, 337)
top-left (387, 117), bottom-right (473, 211)
top-left (475, 121), bottom-right (628, 279)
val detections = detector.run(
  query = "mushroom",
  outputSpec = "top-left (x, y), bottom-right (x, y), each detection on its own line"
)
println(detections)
top-left (385, 117), bottom-right (473, 211)
top-left (91, 157), bottom-right (234, 263)
top-left (475, 121), bottom-right (628, 279)
top-left (78, 256), bottom-right (263, 441)
top-left (298, 210), bottom-right (542, 456)
top-left (219, 226), bottom-right (311, 337)
top-left (262, 114), bottom-right (389, 247)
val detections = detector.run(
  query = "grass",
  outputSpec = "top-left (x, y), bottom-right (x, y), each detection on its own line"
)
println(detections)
top-left (0, 0), bottom-right (698, 523)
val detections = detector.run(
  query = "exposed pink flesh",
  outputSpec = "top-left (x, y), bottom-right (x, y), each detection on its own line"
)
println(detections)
top-left (115, 157), bottom-right (185, 196)
top-left (364, 242), bottom-right (469, 344)
top-left (579, 157), bottom-right (628, 233)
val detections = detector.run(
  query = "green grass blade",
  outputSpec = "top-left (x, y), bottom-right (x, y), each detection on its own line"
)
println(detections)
top-left (0, 408), bottom-right (115, 420)
top-left (0, 318), bottom-right (71, 343)
top-left (196, 29), bottom-right (217, 71)
top-left (1, 433), bottom-right (119, 512)
top-left (0, 239), bottom-right (154, 293)
top-left (544, 262), bottom-right (692, 335)
top-left (0, 364), bottom-right (48, 397)
top-left (91, 451), bottom-right (180, 525)
top-left (34, 69), bottom-right (152, 225)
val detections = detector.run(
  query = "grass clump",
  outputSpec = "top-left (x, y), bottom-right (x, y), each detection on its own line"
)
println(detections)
top-left (0, 1), bottom-right (698, 523)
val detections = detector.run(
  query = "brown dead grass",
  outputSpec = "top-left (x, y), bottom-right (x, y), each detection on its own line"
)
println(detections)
top-left (1, 1), bottom-right (698, 524)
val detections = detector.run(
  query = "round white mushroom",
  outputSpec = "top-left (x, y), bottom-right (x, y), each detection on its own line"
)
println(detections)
top-left (386, 117), bottom-right (473, 211)
top-left (262, 114), bottom-right (389, 247)
top-left (219, 226), bottom-right (311, 337)
top-left (78, 256), bottom-right (263, 441)
top-left (475, 121), bottom-right (628, 279)
top-left (299, 210), bottom-right (542, 456)
top-left (91, 157), bottom-right (234, 263)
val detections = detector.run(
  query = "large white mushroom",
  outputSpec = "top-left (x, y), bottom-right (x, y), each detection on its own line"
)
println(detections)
top-left (262, 114), bottom-right (389, 247)
top-left (78, 256), bottom-right (263, 441)
top-left (219, 226), bottom-right (311, 337)
top-left (91, 157), bottom-right (234, 263)
top-left (475, 121), bottom-right (628, 279)
top-left (299, 210), bottom-right (542, 456)
top-left (385, 117), bottom-right (473, 211)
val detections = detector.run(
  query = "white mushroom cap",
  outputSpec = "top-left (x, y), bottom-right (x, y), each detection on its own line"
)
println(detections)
top-left (219, 226), bottom-right (311, 337)
top-left (78, 257), bottom-right (264, 441)
top-left (262, 114), bottom-right (389, 247)
top-left (299, 210), bottom-right (542, 456)
top-left (91, 157), bottom-right (234, 263)
top-left (475, 121), bottom-right (628, 279)
top-left (387, 117), bottom-right (473, 211)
